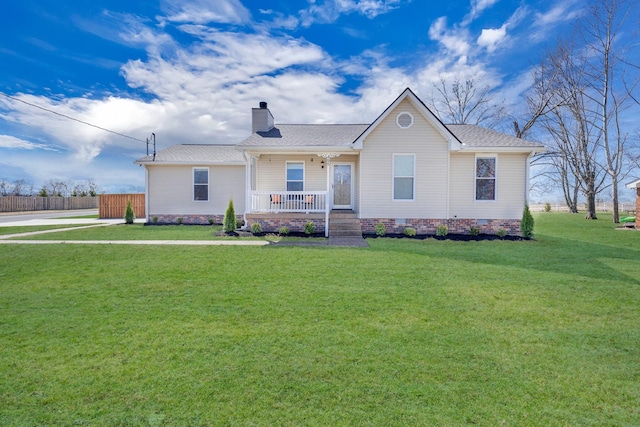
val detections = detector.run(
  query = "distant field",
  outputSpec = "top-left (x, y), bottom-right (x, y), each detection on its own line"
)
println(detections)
top-left (0, 213), bottom-right (638, 425)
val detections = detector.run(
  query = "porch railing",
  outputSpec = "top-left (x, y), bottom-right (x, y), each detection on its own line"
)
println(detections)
top-left (250, 191), bottom-right (327, 213)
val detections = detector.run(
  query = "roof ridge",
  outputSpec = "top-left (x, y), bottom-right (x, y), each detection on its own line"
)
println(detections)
top-left (275, 123), bottom-right (370, 126)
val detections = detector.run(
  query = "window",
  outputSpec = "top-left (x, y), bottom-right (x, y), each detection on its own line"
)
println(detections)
top-left (393, 154), bottom-right (415, 200)
top-left (286, 162), bottom-right (304, 191)
top-left (193, 168), bottom-right (209, 201)
top-left (396, 112), bottom-right (414, 128)
top-left (475, 157), bottom-right (496, 201)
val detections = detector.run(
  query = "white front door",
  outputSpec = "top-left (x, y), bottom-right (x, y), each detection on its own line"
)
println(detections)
top-left (332, 163), bottom-right (353, 210)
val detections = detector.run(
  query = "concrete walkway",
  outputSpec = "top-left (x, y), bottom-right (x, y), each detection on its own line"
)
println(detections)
top-left (0, 216), bottom-right (367, 247)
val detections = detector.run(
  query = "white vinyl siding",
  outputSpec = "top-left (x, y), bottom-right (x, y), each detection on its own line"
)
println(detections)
top-left (393, 154), bottom-right (415, 200)
top-left (359, 98), bottom-right (449, 218)
top-left (147, 165), bottom-right (245, 215)
top-left (450, 153), bottom-right (526, 219)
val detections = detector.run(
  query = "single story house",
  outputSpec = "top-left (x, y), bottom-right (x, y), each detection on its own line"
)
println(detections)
top-left (135, 88), bottom-right (545, 236)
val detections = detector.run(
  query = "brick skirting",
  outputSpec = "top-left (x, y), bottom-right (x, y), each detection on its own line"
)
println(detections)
top-left (148, 214), bottom-right (241, 225)
top-left (248, 213), bottom-right (521, 236)
top-left (246, 213), bottom-right (326, 234)
top-left (637, 188), bottom-right (640, 229)
top-left (360, 218), bottom-right (522, 236)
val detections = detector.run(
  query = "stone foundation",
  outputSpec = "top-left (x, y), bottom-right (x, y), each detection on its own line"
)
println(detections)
top-left (360, 218), bottom-right (522, 236)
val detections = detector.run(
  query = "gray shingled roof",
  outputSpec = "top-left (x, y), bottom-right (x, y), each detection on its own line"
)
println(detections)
top-left (237, 123), bottom-right (542, 150)
top-left (447, 124), bottom-right (544, 148)
top-left (238, 124), bottom-right (370, 148)
top-left (135, 123), bottom-right (543, 165)
top-left (135, 144), bottom-right (244, 164)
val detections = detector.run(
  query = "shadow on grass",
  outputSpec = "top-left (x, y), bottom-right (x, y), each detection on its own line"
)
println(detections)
top-left (364, 234), bottom-right (640, 285)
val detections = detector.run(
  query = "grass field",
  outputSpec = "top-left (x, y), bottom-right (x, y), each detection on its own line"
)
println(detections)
top-left (0, 213), bottom-right (638, 425)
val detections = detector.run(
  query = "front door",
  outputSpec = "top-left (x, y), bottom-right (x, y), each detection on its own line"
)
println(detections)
top-left (332, 163), bottom-right (353, 209)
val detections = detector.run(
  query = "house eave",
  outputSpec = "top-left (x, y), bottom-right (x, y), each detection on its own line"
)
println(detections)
top-left (626, 179), bottom-right (640, 189)
top-left (456, 146), bottom-right (547, 154)
top-left (134, 160), bottom-right (246, 166)
top-left (240, 146), bottom-right (359, 154)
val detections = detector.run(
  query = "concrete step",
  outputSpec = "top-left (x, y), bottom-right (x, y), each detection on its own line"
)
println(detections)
top-left (330, 221), bottom-right (362, 230)
top-left (329, 210), bottom-right (357, 219)
top-left (329, 229), bottom-right (363, 237)
top-left (328, 214), bottom-right (362, 237)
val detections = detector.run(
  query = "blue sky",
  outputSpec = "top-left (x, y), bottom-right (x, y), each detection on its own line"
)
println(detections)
top-left (0, 0), bottom-right (592, 193)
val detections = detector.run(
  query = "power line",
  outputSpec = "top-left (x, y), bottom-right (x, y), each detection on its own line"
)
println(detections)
top-left (0, 91), bottom-right (147, 143)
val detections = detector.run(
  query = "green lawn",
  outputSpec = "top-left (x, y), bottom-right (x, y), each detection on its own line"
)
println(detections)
top-left (0, 213), bottom-right (638, 425)
top-left (0, 224), bottom-right (94, 236)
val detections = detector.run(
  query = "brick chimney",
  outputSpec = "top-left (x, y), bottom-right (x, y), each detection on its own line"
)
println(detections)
top-left (252, 101), bottom-right (274, 133)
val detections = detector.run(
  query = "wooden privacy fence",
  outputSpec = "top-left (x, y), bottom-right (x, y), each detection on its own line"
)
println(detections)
top-left (0, 196), bottom-right (98, 212)
top-left (99, 194), bottom-right (145, 219)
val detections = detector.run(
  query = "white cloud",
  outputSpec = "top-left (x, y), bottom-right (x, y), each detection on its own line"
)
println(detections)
top-left (0, 135), bottom-right (57, 151)
top-left (160, 0), bottom-right (251, 25)
top-left (466, 0), bottom-right (500, 23)
top-left (530, 0), bottom-right (583, 41)
top-left (477, 25), bottom-right (507, 52)
top-left (428, 17), bottom-right (471, 59)
top-left (300, 0), bottom-right (404, 26)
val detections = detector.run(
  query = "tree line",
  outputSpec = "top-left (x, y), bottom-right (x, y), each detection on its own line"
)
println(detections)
top-left (426, 0), bottom-right (639, 223)
top-left (0, 178), bottom-right (98, 197)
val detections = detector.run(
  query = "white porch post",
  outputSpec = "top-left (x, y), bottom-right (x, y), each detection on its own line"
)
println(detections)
top-left (317, 153), bottom-right (341, 237)
top-left (242, 152), bottom-right (253, 226)
top-left (325, 157), bottom-right (330, 237)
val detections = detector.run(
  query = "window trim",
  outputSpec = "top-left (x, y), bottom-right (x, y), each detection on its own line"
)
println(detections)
top-left (286, 161), bottom-right (305, 192)
top-left (193, 167), bottom-right (209, 202)
top-left (396, 111), bottom-right (414, 129)
top-left (392, 153), bottom-right (416, 201)
top-left (474, 155), bottom-right (497, 202)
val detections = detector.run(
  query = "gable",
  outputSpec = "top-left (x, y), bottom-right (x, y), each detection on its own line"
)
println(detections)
top-left (360, 98), bottom-right (451, 150)
top-left (353, 87), bottom-right (462, 151)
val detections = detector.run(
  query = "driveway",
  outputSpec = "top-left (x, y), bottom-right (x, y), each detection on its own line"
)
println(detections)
top-left (0, 209), bottom-right (144, 226)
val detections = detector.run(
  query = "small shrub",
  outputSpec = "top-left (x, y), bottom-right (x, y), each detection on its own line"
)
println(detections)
top-left (404, 227), bottom-right (417, 237)
top-left (496, 228), bottom-right (507, 238)
top-left (374, 222), bottom-right (386, 237)
top-left (544, 202), bottom-right (552, 212)
top-left (304, 221), bottom-right (316, 235)
top-left (208, 218), bottom-right (214, 225)
top-left (469, 226), bottom-right (480, 236)
top-left (278, 226), bottom-right (290, 235)
top-left (176, 217), bottom-right (183, 225)
top-left (521, 204), bottom-right (534, 238)
top-left (124, 200), bottom-right (135, 224)
top-left (436, 224), bottom-right (448, 236)
top-left (152, 216), bottom-right (158, 224)
top-left (223, 199), bottom-right (236, 233)
top-left (251, 222), bottom-right (262, 234)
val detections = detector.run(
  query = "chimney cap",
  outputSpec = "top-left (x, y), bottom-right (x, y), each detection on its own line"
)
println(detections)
top-left (259, 101), bottom-right (267, 109)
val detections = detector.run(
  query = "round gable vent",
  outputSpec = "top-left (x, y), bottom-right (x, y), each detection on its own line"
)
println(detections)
top-left (396, 112), bottom-right (413, 128)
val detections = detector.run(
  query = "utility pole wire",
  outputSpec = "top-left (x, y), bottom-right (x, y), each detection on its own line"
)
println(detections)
top-left (0, 91), bottom-right (147, 143)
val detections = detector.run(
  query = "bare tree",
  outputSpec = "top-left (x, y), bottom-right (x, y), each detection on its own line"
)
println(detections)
top-left (538, 40), bottom-right (609, 219)
top-left (427, 77), bottom-right (506, 127)
top-left (578, 0), bottom-right (639, 222)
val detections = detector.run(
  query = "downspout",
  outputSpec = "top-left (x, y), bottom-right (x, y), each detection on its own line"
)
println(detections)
top-left (144, 166), bottom-right (150, 223)
top-left (525, 151), bottom-right (535, 206)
